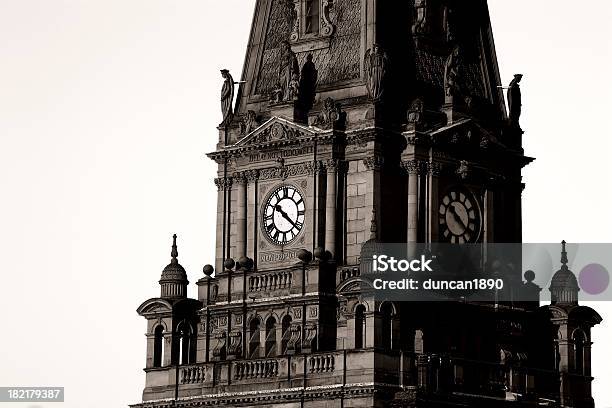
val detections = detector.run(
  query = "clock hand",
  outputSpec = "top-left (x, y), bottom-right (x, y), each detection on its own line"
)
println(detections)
top-left (274, 204), bottom-right (297, 227)
top-left (448, 204), bottom-right (468, 230)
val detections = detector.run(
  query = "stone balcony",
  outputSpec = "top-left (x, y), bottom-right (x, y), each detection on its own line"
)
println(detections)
top-left (137, 350), bottom-right (565, 406)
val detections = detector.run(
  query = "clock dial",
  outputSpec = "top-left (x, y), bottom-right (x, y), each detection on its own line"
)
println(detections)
top-left (439, 190), bottom-right (481, 243)
top-left (263, 185), bottom-right (305, 245)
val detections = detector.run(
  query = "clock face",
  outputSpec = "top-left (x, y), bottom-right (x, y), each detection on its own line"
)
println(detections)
top-left (439, 190), bottom-right (481, 243)
top-left (263, 185), bottom-right (305, 245)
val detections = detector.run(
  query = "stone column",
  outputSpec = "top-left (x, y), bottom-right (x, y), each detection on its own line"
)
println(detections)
top-left (363, 155), bottom-right (383, 238)
top-left (234, 173), bottom-right (247, 259)
top-left (427, 162), bottom-right (441, 243)
top-left (403, 160), bottom-right (420, 244)
top-left (324, 160), bottom-right (338, 258)
top-left (245, 170), bottom-right (259, 263)
top-left (214, 178), bottom-right (227, 279)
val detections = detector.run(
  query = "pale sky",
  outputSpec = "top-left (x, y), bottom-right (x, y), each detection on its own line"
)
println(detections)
top-left (0, 1), bottom-right (611, 407)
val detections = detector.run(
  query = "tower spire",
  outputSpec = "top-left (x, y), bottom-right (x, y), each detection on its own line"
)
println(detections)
top-left (560, 240), bottom-right (568, 269)
top-left (171, 234), bottom-right (178, 264)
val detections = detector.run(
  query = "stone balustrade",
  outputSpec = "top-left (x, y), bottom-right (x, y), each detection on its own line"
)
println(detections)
top-left (181, 365), bottom-right (206, 384)
top-left (308, 353), bottom-right (335, 373)
top-left (248, 272), bottom-right (293, 292)
top-left (234, 359), bottom-right (279, 380)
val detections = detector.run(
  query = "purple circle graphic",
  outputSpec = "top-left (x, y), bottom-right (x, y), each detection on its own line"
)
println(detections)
top-left (578, 263), bottom-right (610, 295)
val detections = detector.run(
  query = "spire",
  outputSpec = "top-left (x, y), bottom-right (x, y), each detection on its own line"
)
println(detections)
top-left (171, 234), bottom-right (179, 264)
top-left (370, 207), bottom-right (378, 240)
top-left (560, 240), bottom-right (568, 269)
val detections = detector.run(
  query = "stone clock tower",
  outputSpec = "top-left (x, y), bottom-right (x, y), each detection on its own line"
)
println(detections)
top-left (132, 1), bottom-right (602, 407)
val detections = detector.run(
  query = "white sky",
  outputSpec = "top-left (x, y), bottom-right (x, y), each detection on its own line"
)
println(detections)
top-left (0, 1), bottom-right (610, 407)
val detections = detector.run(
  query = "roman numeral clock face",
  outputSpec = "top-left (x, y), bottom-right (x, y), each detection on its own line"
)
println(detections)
top-left (439, 190), bottom-right (481, 243)
top-left (262, 185), bottom-right (305, 245)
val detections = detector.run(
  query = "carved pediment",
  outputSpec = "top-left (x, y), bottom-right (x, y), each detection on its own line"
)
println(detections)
top-left (233, 117), bottom-right (318, 148)
top-left (136, 298), bottom-right (173, 316)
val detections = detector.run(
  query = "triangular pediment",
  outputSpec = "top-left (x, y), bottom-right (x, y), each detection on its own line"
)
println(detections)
top-left (231, 117), bottom-right (319, 148)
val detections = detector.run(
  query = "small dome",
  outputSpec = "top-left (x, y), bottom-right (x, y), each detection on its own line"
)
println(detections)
top-left (549, 241), bottom-right (579, 305)
top-left (160, 260), bottom-right (187, 282)
top-left (159, 234), bottom-right (188, 299)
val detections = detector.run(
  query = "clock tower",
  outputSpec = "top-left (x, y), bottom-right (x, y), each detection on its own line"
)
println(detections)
top-left (133, 1), bottom-right (602, 407)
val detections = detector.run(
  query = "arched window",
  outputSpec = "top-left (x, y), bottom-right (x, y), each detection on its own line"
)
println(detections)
top-left (381, 303), bottom-right (394, 350)
top-left (249, 318), bottom-right (261, 358)
top-left (304, 0), bottom-right (320, 34)
top-left (573, 330), bottom-right (587, 375)
top-left (153, 325), bottom-right (164, 368)
top-left (281, 315), bottom-right (292, 354)
top-left (265, 317), bottom-right (277, 357)
top-left (177, 322), bottom-right (193, 365)
top-left (355, 304), bottom-right (366, 349)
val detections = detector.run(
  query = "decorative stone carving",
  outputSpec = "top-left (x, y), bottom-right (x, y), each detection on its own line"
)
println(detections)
top-left (309, 307), bottom-right (318, 318)
top-left (365, 44), bottom-right (388, 102)
top-left (278, 40), bottom-right (300, 102)
top-left (294, 308), bottom-right (302, 318)
top-left (444, 46), bottom-right (461, 99)
top-left (228, 330), bottom-right (242, 357)
top-left (245, 169), bottom-right (260, 183)
top-left (456, 160), bottom-right (469, 180)
top-left (363, 155), bottom-right (384, 171)
top-left (220, 69), bottom-right (235, 125)
top-left (313, 97), bottom-right (345, 129)
top-left (320, 0), bottom-right (336, 36)
top-left (402, 159), bottom-right (426, 175)
top-left (214, 177), bottom-right (233, 191)
top-left (428, 161), bottom-right (442, 176)
top-left (287, 324), bottom-right (302, 352)
top-left (508, 74), bottom-right (523, 128)
top-left (287, 0), bottom-right (300, 42)
top-left (303, 324), bottom-right (318, 349)
top-left (240, 110), bottom-right (258, 135)
top-left (212, 331), bottom-right (227, 358)
top-left (407, 98), bottom-right (424, 126)
top-left (412, 0), bottom-right (428, 35)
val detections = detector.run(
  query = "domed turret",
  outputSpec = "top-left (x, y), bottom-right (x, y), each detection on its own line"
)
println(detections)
top-left (550, 241), bottom-right (579, 305)
top-left (159, 234), bottom-right (188, 299)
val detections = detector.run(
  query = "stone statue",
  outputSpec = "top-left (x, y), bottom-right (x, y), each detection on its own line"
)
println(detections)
top-left (412, 0), bottom-right (427, 35)
top-left (288, 73), bottom-right (300, 101)
top-left (507, 74), bottom-right (523, 127)
top-left (220, 69), bottom-right (235, 125)
top-left (407, 98), bottom-right (424, 125)
top-left (364, 44), bottom-right (388, 102)
top-left (240, 110), bottom-right (258, 135)
top-left (314, 97), bottom-right (344, 129)
top-left (298, 53), bottom-right (318, 111)
top-left (279, 40), bottom-right (299, 101)
top-left (444, 46), bottom-right (461, 99)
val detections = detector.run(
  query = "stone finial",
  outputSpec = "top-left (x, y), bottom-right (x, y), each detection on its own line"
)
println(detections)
top-left (560, 240), bottom-right (568, 268)
top-left (170, 234), bottom-right (178, 263)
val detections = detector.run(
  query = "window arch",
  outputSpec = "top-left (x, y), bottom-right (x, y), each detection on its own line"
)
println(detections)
top-left (573, 329), bottom-right (587, 375)
top-left (153, 325), bottom-right (164, 368)
top-left (249, 318), bottom-right (261, 358)
top-left (304, 0), bottom-right (320, 35)
top-left (355, 304), bottom-right (366, 349)
top-left (380, 303), bottom-right (394, 350)
top-left (265, 317), bottom-right (277, 357)
top-left (281, 315), bottom-right (292, 355)
top-left (177, 322), bottom-right (194, 365)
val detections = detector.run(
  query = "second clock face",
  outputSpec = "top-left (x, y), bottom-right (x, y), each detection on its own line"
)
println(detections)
top-left (263, 185), bottom-right (305, 245)
top-left (439, 190), bottom-right (481, 243)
